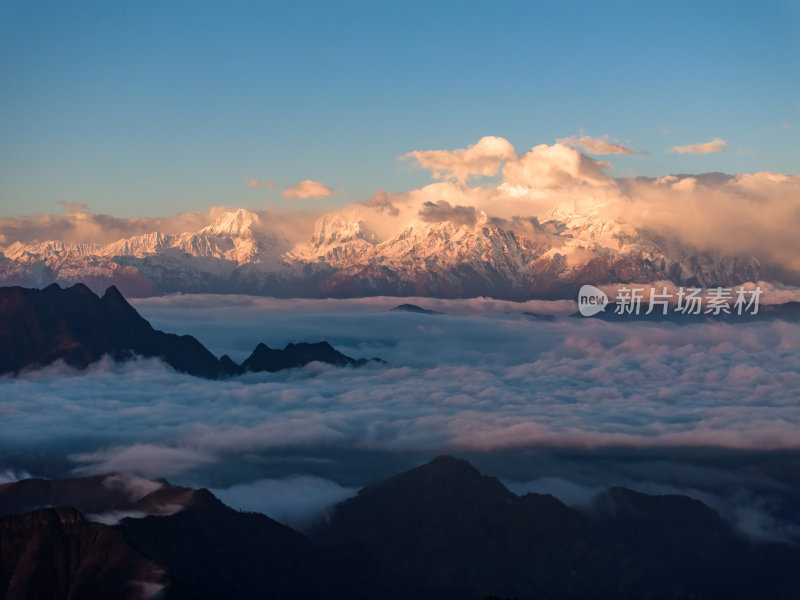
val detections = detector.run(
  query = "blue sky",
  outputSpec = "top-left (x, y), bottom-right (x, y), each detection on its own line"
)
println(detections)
top-left (1, 0), bottom-right (797, 217)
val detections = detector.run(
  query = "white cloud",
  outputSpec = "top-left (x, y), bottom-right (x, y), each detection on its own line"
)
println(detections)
top-left (404, 135), bottom-right (516, 181)
top-left (501, 143), bottom-right (613, 189)
top-left (669, 138), bottom-right (727, 154)
top-left (614, 172), bottom-right (800, 273)
top-left (283, 179), bottom-right (333, 199)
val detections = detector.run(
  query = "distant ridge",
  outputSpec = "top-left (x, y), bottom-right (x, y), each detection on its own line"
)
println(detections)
top-left (0, 284), bottom-right (381, 379)
top-left (390, 303), bottom-right (442, 315)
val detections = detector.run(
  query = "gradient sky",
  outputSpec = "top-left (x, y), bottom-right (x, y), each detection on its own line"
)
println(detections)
top-left (1, 0), bottom-right (798, 218)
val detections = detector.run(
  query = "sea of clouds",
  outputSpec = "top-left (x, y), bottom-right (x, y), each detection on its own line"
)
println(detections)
top-left (1, 294), bottom-right (799, 536)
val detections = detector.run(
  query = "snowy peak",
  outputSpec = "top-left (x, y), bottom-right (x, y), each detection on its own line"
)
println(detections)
top-left (0, 204), bottom-right (765, 298)
top-left (201, 209), bottom-right (262, 237)
top-left (103, 232), bottom-right (173, 257)
top-left (312, 214), bottom-right (377, 247)
top-left (1, 240), bottom-right (102, 261)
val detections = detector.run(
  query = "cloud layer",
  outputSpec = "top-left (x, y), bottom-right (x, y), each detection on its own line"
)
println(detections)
top-left (2, 296), bottom-right (798, 471)
top-left (1, 294), bottom-right (799, 536)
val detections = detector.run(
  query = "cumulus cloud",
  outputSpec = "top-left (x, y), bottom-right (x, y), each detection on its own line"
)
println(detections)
top-left (556, 135), bottom-right (640, 155)
top-left (283, 179), bottom-right (333, 199)
top-left (614, 172), bottom-right (800, 273)
top-left (404, 136), bottom-right (516, 181)
top-left (362, 190), bottom-right (400, 216)
top-left (501, 143), bottom-right (613, 189)
top-left (418, 200), bottom-right (478, 227)
top-left (669, 138), bottom-right (727, 154)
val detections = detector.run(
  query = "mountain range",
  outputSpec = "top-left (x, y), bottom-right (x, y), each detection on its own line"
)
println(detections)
top-left (0, 206), bottom-right (762, 300)
top-left (1, 457), bottom-right (799, 600)
top-left (0, 283), bottom-right (379, 378)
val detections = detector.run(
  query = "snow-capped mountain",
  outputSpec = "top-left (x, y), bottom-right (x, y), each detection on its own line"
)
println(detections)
top-left (0, 206), bottom-right (760, 299)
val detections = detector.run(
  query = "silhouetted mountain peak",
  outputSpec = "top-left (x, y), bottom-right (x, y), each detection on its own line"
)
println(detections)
top-left (67, 282), bottom-right (94, 295)
top-left (427, 454), bottom-right (476, 469)
top-left (101, 284), bottom-right (125, 301)
top-left (0, 284), bottom-right (382, 378)
top-left (343, 456), bottom-right (516, 513)
top-left (241, 339), bottom-right (376, 372)
top-left (391, 303), bottom-right (441, 315)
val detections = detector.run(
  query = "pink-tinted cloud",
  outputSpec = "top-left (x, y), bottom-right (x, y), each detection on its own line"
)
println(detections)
top-left (669, 138), bottom-right (727, 154)
top-left (557, 135), bottom-right (640, 155)
top-left (283, 179), bottom-right (333, 199)
top-left (404, 136), bottom-right (516, 181)
top-left (501, 143), bottom-right (613, 189)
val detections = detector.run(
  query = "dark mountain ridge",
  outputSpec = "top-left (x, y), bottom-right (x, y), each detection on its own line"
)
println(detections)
top-left (2, 457), bottom-right (799, 599)
top-left (0, 283), bottom-right (381, 378)
top-left (391, 303), bottom-right (442, 315)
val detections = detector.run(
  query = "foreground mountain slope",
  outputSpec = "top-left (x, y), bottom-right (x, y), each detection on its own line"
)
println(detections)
top-left (0, 507), bottom-right (164, 600)
top-left (0, 283), bottom-right (379, 378)
top-left (0, 473), bottom-right (220, 523)
top-left (0, 476), bottom-right (405, 600)
top-left (315, 456), bottom-right (800, 600)
top-left (315, 456), bottom-right (647, 599)
top-left (2, 459), bottom-right (800, 599)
